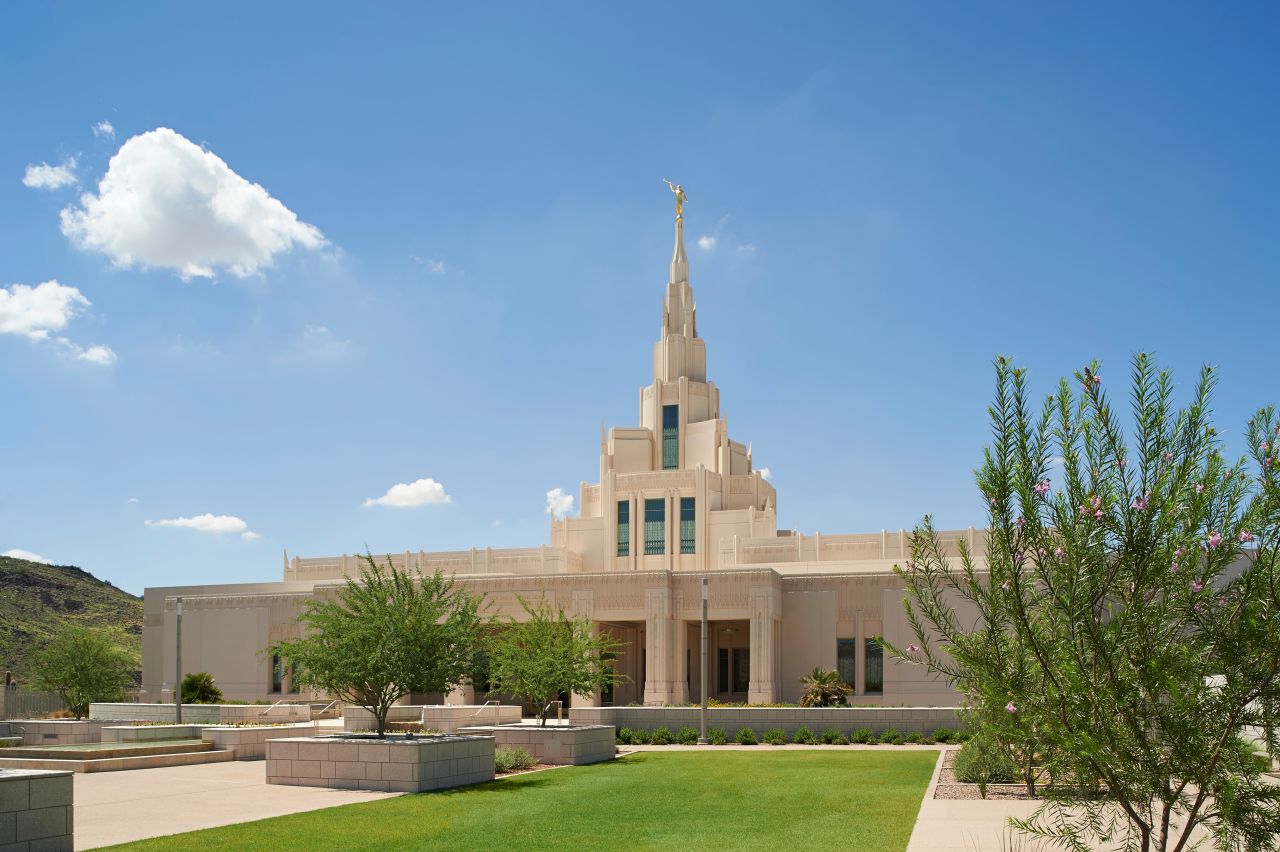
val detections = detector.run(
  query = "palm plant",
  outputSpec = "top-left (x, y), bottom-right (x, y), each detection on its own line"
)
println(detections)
top-left (798, 667), bottom-right (851, 707)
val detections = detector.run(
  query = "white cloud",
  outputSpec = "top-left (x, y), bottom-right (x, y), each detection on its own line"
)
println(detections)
top-left (3, 549), bottom-right (50, 564)
top-left (241, 531), bottom-right (262, 541)
top-left (60, 127), bottom-right (326, 279)
top-left (92, 120), bottom-right (115, 138)
top-left (145, 513), bottom-right (250, 534)
top-left (758, 467), bottom-right (773, 482)
top-left (0, 280), bottom-right (116, 366)
top-left (128, 497), bottom-right (140, 503)
top-left (23, 157), bottom-right (77, 190)
top-left (287, 324), bottom-right (353, 361)
top-left (545, 487), bottom-right (574, 519)
top-left (410, 255), bottom-right (446, 274)
top-left (364, 478), bottom-right (451, 508)
top-left (696, 235), bottom-right (716, 251)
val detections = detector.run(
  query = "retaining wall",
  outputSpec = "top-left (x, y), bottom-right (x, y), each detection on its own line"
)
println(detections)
top-left (89, 704), bottom-right (310, 724)
top-left (0, 768), bottom-right (73, 851)
top-left (459, 724), bottom-right (615, 766)
top-left (568, 706), bottom-right (962, 737)
top-left (202, 722), bottom-right (320, 760)
top-left (100, 725), bottom-right (204, 743)
top-left (421, 705), bottom-right (522, 733)
top-left (8, 721), bottom-right (110, 746)
top-left (266, 735), bottom-right (495, 792)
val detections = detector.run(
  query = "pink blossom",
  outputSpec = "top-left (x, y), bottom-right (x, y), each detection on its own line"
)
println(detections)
top-left (1006, 701), bottom-right (1018, 713)
top-left (1218, 597), bottom-right (1227, 607)
top-left (1191, 580), bottom-right (1204, 593)
top-left (1117, 458), bottom-right (1127, 469)
top-left (1171, 561), bottom-right (1180, 574)
top-left (1092, 495), bottom-right (1102, 509)
top-left (990, 497), bottom-right (998, 507)
top-left (1054, 546), bottom-right (1065, 560)
top-left (1092, 375), bottom-right (1101, 385)
top-left (1163, 452), bottom-right (1174, 462)
top-left (1000, 580), bottom-right (1010, 591)
top-left (1195, 483), bottom-right (1205, 494)
top-left (1240, 530), bottom-right (1254, 543)
top-left (1174, 546), bottom-right (1185, 558)
top-left (905, 644), bottom-right (921, 658)
top-left (1195, 602), bottom-right (1204, 614)
top-left (1207, 531), bottom-right (1222, 549)
top-left (1263, 442), bottom-right (1271, 453)
top-left (1094, 510), bottom-right (1104, 520)
top-left (1034, 479), bottom-right (1051, 495)
top-left (1015, 515), bottom-right (1026, 528)
top-left (1131, 491), bottom-right (1150, 511)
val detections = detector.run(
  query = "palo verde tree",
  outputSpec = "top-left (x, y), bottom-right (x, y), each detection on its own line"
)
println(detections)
top-left (486, 597), bottom-right (625, 726)
top-left (887, 355), bottom-right (1280, 852)
top-left (30, 625), bottom-right (136, 719)
top-left (269, 553), bottom-right (484, 737)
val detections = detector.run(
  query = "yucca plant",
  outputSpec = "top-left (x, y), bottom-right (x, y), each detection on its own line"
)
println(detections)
top-left (798, 667), bottom-right (851, 707)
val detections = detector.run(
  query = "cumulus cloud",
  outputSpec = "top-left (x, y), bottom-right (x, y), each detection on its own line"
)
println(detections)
top-left (364, 478), bottom-right (451, 508)
top-left (545, 487), bottom-right (574, 519)
top-left (758, 467), bottom-right (773, 482)
top-left (3, 549), bottom-right (50, 564)
top-left (145, 513), bottom-right (252, 535)
top-left (60, 127), bottom-right (326, 279)
top-left (92, 120), bottom-right (115, 138)
top-left (696, 235), bottom-right (716, 251)
top-left (241, 531), bottom-right (262, 541)
top-left (0, 280), bottom-right (116, 365)
top-left (23, 157), bottom-right (77, 190)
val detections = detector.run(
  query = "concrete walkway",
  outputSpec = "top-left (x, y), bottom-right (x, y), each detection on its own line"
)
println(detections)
top-left (74, 760), bottom-right (400, 850)
top-left (905, 749), bottom-right (1047, 852)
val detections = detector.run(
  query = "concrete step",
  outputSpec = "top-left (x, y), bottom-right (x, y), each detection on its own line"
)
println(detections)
top-left (0, 748), bottom-right (235, 773)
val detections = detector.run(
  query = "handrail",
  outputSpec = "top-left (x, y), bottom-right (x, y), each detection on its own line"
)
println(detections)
top-left (258, 699), bottom-right (302, 717)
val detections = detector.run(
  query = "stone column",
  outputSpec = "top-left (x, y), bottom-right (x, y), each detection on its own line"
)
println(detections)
top-left (643, 587), bottom-right (676, 705)
top-left (671, 606), bottom-right (689, 704)
top-left (747, 585), bottom-right (781, 704)
top-left (855, 610), bottom-right (866, 696)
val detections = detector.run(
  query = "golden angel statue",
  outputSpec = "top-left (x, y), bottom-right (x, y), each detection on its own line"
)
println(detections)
top-left (663, 179), bottom-right (687, 218)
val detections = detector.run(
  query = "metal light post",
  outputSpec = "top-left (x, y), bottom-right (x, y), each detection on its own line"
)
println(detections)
top-left (175, 597), bottom-right (183, 724)
top-left (698, 576), bottom-right (709, 744)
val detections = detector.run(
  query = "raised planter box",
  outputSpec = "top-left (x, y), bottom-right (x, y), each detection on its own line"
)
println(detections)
top-left (421, 705), bottom-right (522, 733)
top-left (266, 735), bottom-right (495, 792)
top-left (458, 724), bottom-right (615, 766)
top-left (89, 703), bottom-right (310, 724)
top-left (568, 706), bottom-right (963, 737)
top-left (202, 722), bottom-right (320, 760)
top-left (342, 706), bottom-right (425, 732)
top-left (7, 721), bottom-right (110, 746)
top-left (100, 725), bottom-right (204, 743)
top-left (0, 768), bottom-right (73, 851)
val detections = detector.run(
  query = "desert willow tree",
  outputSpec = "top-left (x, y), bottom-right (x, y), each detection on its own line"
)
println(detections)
top-left (886, 355), bottom-right (1280, 852)
top-left (269, 553), bottom-right (484, 737)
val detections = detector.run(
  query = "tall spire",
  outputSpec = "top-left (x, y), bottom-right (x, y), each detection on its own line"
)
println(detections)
top-left (669, 214), bottom-right (689, 284)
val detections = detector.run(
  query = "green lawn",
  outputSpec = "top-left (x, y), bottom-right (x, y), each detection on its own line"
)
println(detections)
top-left (108, 750), bottom-right (937, 851)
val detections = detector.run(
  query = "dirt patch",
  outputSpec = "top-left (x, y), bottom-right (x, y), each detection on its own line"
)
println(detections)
top-left (496, 762), bottom-right (563, 777)
top-left (933, 748), bottom-right (1038, 801)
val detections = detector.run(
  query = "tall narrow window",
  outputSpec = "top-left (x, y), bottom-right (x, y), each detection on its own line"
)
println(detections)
top-left (644, 498), bottom-right (665, 555)
top-left (271, 654), bottom-right (283, 693)
top-left (289, 659), bottom-right (301, 694)
top-left (717, 648), bottom-right (729, 693)
top-left (733, 649), bottom-right (750, 694)
top-left (616, 500), bottom-right (630, 557)
top-left (662, 404), bottom-right (679, 469)
top-left (679, 497), bottom-right (695, 554)
top-left (864, 638), bottom-right (884, 694)
top-left (837, 639), bottom-right (857, 691)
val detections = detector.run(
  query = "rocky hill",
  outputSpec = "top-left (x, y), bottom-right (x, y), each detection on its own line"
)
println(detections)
top-left (0, 554), bottom-right (142, 686)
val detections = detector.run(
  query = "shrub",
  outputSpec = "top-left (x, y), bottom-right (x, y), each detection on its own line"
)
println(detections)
top-left (953, 730), bottom-right (972, 743)
top-left (849, 727), bottom-right (874, 744)
top-left (820, 728), bottom-right (846, 745)
top-left (762, 728), bottom-right (787, 745)
top-left (798, 667), bottom-right (852, 707)
top-left (931, 727), bottom-right (955, 744)
top-left (792, 726), bottom-right (818, 745)
top-left (31, 625), bottom-right (136, 719)
top-left (920, 735), bottom-right (936, 745)
top-left (632, 728), bottom-right (651, 745)
top-left (953, 735), bottom-right (1017, 799)
top-left (708, 727), bottom-right (728, 746)
top-left (735, 727), bottom-right (758, 745)
top-left (675, 726), bottom-right (699, 745)
top-left (649, 726), bottom-right (674, 745)
top-left (494, 747), bottom-right (536, 773)
top-left (904, 731), bottom-right (924, 744)
top-left (879, 728), bottom-right (904, 745)
top-left (181, 672), bottom-right (223, 704)
top-left (616, 727), bottom-right (635, 745)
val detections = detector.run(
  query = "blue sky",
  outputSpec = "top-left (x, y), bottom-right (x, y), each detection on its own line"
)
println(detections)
top-left (2, 3), bottom-right (1277, 595)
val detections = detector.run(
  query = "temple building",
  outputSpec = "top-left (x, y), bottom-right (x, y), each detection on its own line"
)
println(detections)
top-left (141, 204), bottom-right (987, 708)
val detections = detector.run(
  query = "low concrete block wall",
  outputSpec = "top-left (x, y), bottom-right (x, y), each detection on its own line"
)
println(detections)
top-left (421, 705), bottom-right (522, 733)
top-left (89, 703), bottom-right (310, 724)
top-left (202, 722), bottom-right (320, 760)
top-left (266, 735), bottom-right (495, 792)
top-left (100, 725), bottom-right (204, 743)
top-left (342, 706), bottom-right (428, 732)
top-left (0, 769), bottom-right (73, 851)
top-left (459, 724), bottom-right (615, 766)
top-left (8, 721), bottom-right (110, 746)
top-left (569, 706), bottom-right (963, 737)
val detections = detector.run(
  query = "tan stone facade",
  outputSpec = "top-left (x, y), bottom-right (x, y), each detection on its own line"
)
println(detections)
top-left (141, 211), bottom-right (987, 708)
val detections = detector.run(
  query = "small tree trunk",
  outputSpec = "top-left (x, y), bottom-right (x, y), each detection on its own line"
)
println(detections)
top-left (375, 705), bottom-right (388, 738)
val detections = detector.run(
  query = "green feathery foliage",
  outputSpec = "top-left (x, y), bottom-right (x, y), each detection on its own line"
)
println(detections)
top-left (888, 354), bottom-right (1280, 851)
top-left (30, 624), bottom-right (136, 719)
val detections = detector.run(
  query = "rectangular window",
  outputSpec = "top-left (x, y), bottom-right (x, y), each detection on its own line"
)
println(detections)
top-left (616, 501), bottom-right (630, 557)
top-left (644, 498), bottom-right (665, 555)
top-left (864, 638), bottom-right (884, 694)
top-left (679, 497), bottom-right (695, 554)
top-left (733, 649), bottom-right (750, 694)
top-left (271, 654), bottom-right (283, 693)
top-left (717, 648), bottom-right (729, 693)
top-left (662, 404), bottom-right (679, 469)
top-left (837, 639), bottom-right (857, 691)
top-left (289, 659), bottom-right (301, 694)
